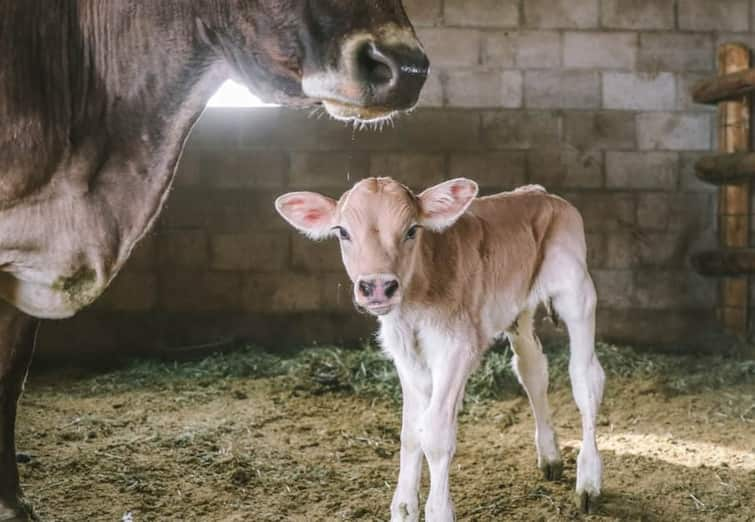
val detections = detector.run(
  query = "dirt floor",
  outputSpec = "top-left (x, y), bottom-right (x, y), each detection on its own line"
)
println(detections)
top-left (16, 343), bottom-right (755, 522)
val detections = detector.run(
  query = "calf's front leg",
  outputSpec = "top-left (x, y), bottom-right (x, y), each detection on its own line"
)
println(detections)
top-left (391, 367), bottom-right (430, 522)
top-left (419, 345), bottom-right (477, 522)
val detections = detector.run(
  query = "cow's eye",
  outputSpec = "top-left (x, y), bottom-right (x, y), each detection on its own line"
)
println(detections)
top-left (404, 224), bottom-right (420, 241)
top-left (333, 226), bottom-right (351, 241)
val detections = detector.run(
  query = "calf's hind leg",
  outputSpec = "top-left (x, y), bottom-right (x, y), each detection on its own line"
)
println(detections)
top-left (507, 311), bottom-right (562, 480)
top-left (553, 273), bottom-right (605, 513)
top-left (0, 302), bottom-right (39, 521)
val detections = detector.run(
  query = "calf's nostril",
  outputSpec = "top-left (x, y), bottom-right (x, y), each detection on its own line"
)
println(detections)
top-left (384, 280), bottom-right (399, 299)
top-left (358, 281), bottom-right (374, 298)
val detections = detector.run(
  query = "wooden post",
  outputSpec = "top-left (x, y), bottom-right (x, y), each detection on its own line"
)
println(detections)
top-left (717, 43), bottom-right (751, 336)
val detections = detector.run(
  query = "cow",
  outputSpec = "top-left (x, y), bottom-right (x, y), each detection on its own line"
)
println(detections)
top-left (275, 177), bottom-right (605, 520)
top-left (0, 2), bottom-right (428, 519)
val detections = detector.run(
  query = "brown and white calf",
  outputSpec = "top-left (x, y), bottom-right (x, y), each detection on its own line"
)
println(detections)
top-left (275, 177), bottom-right (605, 521)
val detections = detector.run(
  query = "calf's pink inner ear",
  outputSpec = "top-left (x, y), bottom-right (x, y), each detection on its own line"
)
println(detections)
top-left (418, 178), bottom-right (479, 230)
top-left (275, 192), bottom-right (337, 237)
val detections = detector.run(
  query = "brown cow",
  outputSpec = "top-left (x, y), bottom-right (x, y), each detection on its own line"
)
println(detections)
top-left (276, 178), bottom-right (605, 519)
top-left (0, 2), bottom-right (427, 519)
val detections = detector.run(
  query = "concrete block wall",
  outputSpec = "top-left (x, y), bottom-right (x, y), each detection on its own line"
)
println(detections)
top-left (39, 0), bottom-right (755, 359)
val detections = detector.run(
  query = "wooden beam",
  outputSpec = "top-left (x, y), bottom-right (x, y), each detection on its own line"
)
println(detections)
top-left (692, 68), bottom-right (755, 105)
top-left (691, 249), bottom-right (755, 277)
top-left (695, 152), bottom-right (755, 185)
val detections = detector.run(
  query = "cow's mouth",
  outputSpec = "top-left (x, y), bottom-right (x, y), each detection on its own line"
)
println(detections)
top-left (320, 99), bottom-right (397, 123)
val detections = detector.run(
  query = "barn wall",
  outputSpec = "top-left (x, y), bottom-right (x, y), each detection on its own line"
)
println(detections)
top-left (39, 0), bottom-right (755, 361)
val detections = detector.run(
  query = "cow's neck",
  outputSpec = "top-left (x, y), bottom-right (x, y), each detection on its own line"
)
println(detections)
top-left (76, 2), bottom-right (229, 267)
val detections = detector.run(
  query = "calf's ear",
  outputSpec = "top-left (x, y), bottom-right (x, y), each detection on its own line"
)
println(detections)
top-left (275, 192), bottom-right (338, 240)
top-left (418, 178), bottom-right (478, 232)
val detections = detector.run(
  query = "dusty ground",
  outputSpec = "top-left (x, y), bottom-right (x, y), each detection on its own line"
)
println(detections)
top-left (16, 343), bottom-right (755, 521)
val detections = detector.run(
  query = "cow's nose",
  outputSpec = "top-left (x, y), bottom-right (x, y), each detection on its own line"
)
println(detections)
top-left (357, 276), bottom-right (401, 301)
top-left (354, 41), bottom-right (429, 110)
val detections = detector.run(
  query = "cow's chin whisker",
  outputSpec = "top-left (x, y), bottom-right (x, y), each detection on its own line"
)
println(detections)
top-left (320, 99), bottom-right (398, 129)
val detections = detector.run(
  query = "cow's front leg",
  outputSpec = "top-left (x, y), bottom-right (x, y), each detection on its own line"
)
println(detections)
top-left (419, 344), bottom-right (477, 522)
top-left (0, 302), bottom-right (39, 521)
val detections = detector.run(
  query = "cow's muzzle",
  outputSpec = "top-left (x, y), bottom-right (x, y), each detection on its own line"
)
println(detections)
top-left (303, 29), bottom-right (429, 123)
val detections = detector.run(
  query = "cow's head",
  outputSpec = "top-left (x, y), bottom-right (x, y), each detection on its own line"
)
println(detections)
top-left (275, 177), bottom-right (478, 316)
top-left (198, 1), bottom-right (429, 123)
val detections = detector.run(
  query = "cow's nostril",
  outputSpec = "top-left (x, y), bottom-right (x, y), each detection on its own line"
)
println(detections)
top-left (358, 280), bottom-right (374, 298)
top-left (357, 43), bottom-right (396, 88)
top-left (384, 280), bottom-right (399, 299)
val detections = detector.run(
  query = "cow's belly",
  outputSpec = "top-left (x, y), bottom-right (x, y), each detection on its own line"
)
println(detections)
top-left (0, 190), bottom-right (130, 319)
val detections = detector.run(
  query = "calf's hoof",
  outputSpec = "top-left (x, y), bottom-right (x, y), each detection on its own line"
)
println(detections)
top-left (539, 460), bottom-right (563, 481)
top-left (575, 490), bottom-right (600, 514)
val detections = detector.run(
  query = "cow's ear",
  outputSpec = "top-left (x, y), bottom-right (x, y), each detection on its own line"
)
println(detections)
top-left (275, 192), bottom-right (338, 240)
top-left (418, 178), bottom-right (478, 232)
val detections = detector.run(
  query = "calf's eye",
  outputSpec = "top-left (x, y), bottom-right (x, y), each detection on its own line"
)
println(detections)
top-left (404, 224), bottom-right (420, 241)
top-left (333, 226), bottom-right (351, 241)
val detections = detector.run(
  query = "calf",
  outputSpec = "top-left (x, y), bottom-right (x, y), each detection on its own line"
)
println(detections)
top-left (275, 177), bottom-right (605, 521)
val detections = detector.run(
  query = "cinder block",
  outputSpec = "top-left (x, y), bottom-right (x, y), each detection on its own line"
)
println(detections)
top-left (636, 192), bottom-right (714, 231)
top-left (446, 70), bottom-right (522, 108)
top-left (564, 111), bottom-right (636, 151)
top-left (210, 232), bottom-right (289, 272)
top-left (482, 32), bottom-right (517, 67)
top-left (637, 112), bottom-right (712, 151)
top-left (444, 0), bottom-right (519, 27)
top-left (516, 31), bottom-right (561, 69)
top-left (591, 270), bottom-right (635, 308)
top-left (200, 149), bottom-right (287, 189)
top-left (638, 33), bottom-right (715, 73)
top-left (678, 0), bottom-right (749, 31)
top-left (606, 152), bottom-right (679, 190)
top-left (98, 272), bottom-right (158, 312)
top-left (157, 229), bottom-right (209, 269)
top-left (449, 152), bottom-right (527, 188)
top-left (126, 233), bottom-right (157, 271)
top-left (634, 270), bottom-right (716, 309)
top-left (680, 152), bottom-right (716, 192)
top-left (600, 0), bottom-right (675, 30)
top-left (676, 72), bottom-right (717, 111)
top-left (193, 107), bottom-right (280, 149)
top-left (369, 153), bottom-right (446, 188)
top-left (289, 152), bottom-right (369, 190)
top-left (604, 231), bottom-right (635, 269)
top-left (270, 110), bottom-right (353, 151)
top-left (416, 28), bottom-right (480, 67)
top-left (320, 273), bottom-right (354, 312)
top-left (291, 234), bottom-right (344, 273)
top-left (160, 271), bottom-right (243, 312)
top-left (403, 0), bottom-right (442, 27)
top-left (482, 111), bottom-right (561, 149)
top-left (525, 70), bottom-right (600, 109)
top-left (525, 0), bottom-right (599, 29)
top-left (160, 188), bottom-right (290, 233)
top-left (564, 32), bottom-right (637, 69)
top-left (603, 72), bottom-right (676, 111)
top-left (397, 111), bottom-right (483, 152)
top-left (634, 231), bottom-right (691, 268)
top-left (174, 139), bottom-right (202, 187)
top-left (566, 192), bottom-right (636, 231)
top-left (528, 147), bottom-right (604, 189)
top-left (585, 232), bottom-right (607, 269)
top-left (417, 69), bottom-right (444, 107)
top-left (243, 273), bottom-right (321, 312)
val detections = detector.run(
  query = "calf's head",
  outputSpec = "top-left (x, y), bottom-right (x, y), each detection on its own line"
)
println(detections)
top-left (275, 177), bottom-right (478, 316)
top-left (199, 0), bottom-right (429, 122)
